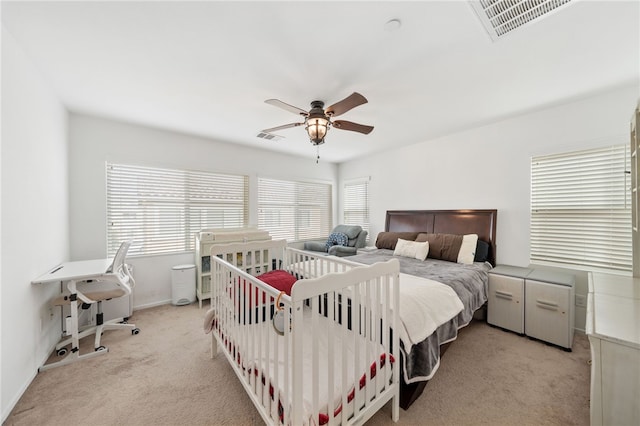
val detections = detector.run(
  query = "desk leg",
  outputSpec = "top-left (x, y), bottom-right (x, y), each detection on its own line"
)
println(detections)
top-left (68, 280), bottom-right (81, 356)
top-left (39, 280), bottom-right (107, 372)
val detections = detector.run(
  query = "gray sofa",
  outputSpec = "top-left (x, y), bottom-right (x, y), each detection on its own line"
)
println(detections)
top-left (303, 224), bottom-right (368, 257)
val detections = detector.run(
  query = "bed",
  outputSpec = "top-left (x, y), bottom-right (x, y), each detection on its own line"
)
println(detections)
top-left (204, 239), bottom-right (402, 425)
top-left (349, 209), bottom-right (497, 408)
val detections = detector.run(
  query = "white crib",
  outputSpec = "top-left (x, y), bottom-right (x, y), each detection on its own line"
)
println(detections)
top-left (206, 239), bottom-right (400, 425)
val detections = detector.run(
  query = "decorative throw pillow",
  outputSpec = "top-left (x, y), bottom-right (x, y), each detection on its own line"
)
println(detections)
top-left (375, 232), bottom-right (420, 250)
top-left (457, 234), bottom-right (479, 265)
top-left (474, 240), bottom-right (490, 262)
top-left (415, 232), bottom-right (479, 264)
top-left (393, 238), bottom-right (429, 261)
top-left (325, 232), bottom-right (349, 250)
top-left (415, 233), bottom-right (463, 262)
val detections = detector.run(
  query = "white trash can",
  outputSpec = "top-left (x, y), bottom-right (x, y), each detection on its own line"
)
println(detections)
top-left (171, 264), bottom-right (196, 306)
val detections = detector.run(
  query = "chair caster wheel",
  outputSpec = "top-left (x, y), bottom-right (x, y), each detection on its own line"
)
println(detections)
top-left (132, 328), bottom-right (140, 335)
top-left (95, 346), bottom-right (107, 352)
top-left (57, 348), bottom-right (68, 356)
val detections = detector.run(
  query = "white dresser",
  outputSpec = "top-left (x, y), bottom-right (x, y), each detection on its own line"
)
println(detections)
top-left (195, 227), bottom-right (271, 308)
top-left (587, 272), bottom-right (640, 426)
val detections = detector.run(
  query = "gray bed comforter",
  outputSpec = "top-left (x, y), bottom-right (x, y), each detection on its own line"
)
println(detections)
top-left (348, 249), bottom-right (492, 383)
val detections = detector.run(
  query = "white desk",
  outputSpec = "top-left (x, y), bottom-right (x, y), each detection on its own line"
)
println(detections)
top-left (32, 258), bottom-right (113, 371)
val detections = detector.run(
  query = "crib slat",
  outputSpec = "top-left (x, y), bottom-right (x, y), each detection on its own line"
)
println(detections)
top-left (249, 277), bottom-right (256, 391)
top-left (327, 291), bottom-right (336, 426)
top-left (311, 296), bottom-right (319, 425)
top-left (256, 285), bottom-right (263, 400)
top-left (341, 288), bottom-right (349, 424)
top-left (374, 276), bottom-right (382, 400)
top-left (291, 301), bottom-right (304, 426)
top-left (353, 282), bottom-right (363, 419)
top-left (272, 299), bottom-right (280, 423)
top-left (381, 275), bottom-right (390, 395)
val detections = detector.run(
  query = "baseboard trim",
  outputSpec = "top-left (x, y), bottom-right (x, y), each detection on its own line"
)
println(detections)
top-left (1, 367), bottom-right (38, 424)
top-left (133, 299), bottom-right (172, 311)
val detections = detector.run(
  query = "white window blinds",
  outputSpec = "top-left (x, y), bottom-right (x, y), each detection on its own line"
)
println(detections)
top-left (258, 177), bottom-right (332, 242)
top-left (107, 163), bottom-right (248, 256)
top-left (343, 178), bottom-right (370, 238)
top-left (530, 145), bottom-right (631, 272)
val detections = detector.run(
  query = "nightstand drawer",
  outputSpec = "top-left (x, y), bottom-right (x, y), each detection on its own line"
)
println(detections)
top-left (488, 274), bottom-right (525, 333)
top-left (525, 279), bottom-right (573, 349)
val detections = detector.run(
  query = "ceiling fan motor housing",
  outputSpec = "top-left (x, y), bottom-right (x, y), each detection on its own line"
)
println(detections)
top-left (310, 100), bottom-right (325, 112)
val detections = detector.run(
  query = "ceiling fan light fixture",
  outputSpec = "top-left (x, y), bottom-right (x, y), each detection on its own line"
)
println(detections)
top-left (306, 115), bottom-right (329, 145)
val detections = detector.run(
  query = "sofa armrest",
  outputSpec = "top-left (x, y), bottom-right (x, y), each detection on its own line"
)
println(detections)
top-left (328, 245), bottom-right (357, 257)
top-left (304, 241), bottom-right (327, 252)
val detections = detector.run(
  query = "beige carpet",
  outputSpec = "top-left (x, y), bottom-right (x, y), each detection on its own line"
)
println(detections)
top-left (4, 303), bottom-right (590, 426)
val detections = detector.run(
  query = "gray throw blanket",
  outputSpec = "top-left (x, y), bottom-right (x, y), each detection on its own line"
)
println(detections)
top-left (348, 249), bottom-right (491, 383)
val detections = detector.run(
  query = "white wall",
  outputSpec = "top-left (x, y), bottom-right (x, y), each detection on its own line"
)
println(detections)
top-left (339, 83), bottom-right (639, 332)
top-left (1, 28), bottom-right (69, 421)
top-left (68, 114), bottom-right (338, 308)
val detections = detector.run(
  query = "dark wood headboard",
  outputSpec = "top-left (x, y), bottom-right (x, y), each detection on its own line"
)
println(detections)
top-left (385, 209), bottom-right (497, 265)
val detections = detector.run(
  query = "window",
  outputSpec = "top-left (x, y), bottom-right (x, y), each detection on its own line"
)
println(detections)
top-left (258, 177), bottom-right (332, 242)
top-left (530, 145), bottom-right (631, 272)
top-left (343, 178), bottom-right (370, 239)
top-left (107, 163), bottom-right (248, 256)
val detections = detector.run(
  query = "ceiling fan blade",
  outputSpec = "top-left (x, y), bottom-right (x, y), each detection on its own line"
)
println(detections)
top-left (332, 120), bottom-right (374, 135)
top-left (265, 99), bottom-right (308, 116)
top-left (325, 92), bottom-right (368, 117)
top-left (261, 122), bottom-right (304, 133)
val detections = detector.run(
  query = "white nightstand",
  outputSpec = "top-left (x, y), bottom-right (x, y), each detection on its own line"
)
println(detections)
top-left (488, 265), bottom-right (575, 350)
top-left (524, 269), bottom-right (575, 351)
top-left (488, 265), bottom-right (532, 334)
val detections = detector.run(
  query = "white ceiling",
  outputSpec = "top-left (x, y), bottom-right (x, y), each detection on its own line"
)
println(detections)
top-left (2, 1), bottom-right (639, 163)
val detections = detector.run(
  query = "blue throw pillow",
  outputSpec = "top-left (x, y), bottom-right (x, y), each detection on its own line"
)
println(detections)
top-left (325, 232), bottom-right (349, 250)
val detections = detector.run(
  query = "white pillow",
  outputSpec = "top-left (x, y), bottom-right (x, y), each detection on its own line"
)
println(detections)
top-left (394, 238), bottom-right (429, 261)
top-left (457, 234), bottom-right (478, 264)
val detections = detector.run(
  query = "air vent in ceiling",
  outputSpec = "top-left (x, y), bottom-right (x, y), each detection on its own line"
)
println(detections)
top-left (470, 0), bottom-right (573, 41)
top-left (256, 132), bottom-right (283, 141)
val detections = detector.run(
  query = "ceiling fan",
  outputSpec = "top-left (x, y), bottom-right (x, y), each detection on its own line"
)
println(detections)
top-left (261, 92), bottom-right (374, 146)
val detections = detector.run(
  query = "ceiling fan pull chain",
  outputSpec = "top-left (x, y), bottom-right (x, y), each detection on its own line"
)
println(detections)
top-left (316, 145), bottom-right (320, 164)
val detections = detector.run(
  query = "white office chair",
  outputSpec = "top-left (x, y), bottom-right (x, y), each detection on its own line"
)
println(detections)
top-left (52, 240), bottom-right (140, 356)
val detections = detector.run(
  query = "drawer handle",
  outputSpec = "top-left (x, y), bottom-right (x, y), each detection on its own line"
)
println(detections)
top-left (536, 299), bottom-right (559, 310)
top-left (495, 290), bottom-right (513, 300)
